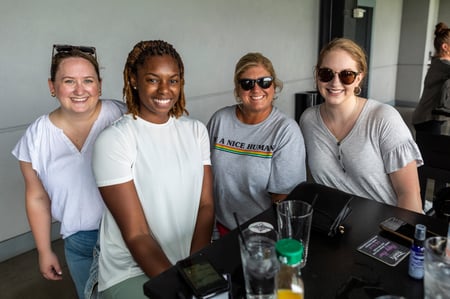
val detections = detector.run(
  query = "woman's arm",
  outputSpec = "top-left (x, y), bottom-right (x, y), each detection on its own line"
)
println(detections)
top-left (190, 165), bottom-right (214, 254)
top-left (99, 181), bottom-right (172, 277)
top-left (389, 160), bottom-right (423, 213)
top-left (19, 161), bottom-right (63, 280)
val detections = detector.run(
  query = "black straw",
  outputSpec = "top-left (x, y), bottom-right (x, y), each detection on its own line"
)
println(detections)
top-left (233, 212), bottom-right (249, 252)
top-left (310, 193), bottom-right (319, 208)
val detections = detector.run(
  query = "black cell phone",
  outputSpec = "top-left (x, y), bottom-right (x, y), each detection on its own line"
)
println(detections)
top-left (176, 254), bottom-right (229, 299)
top-left (379, 217), bottom-right (439, 243)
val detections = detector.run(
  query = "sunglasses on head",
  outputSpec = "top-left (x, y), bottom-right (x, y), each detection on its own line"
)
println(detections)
top-left (238, 76), bottom-right (273, 91)
top-left (317, 68), bottom-right (359, 85)
top-left (52, 44), bottom-right (97, 59)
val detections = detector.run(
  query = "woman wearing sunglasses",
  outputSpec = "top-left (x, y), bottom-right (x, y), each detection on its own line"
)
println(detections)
top-left (11, 45), bottom-right (126, 298)
top-left (300, 38), bottom-right (423, 213)
top-left (207, 52), bottom-right (307, 236)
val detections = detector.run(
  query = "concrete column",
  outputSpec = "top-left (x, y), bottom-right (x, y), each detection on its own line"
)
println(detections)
top-left (395, 0), bottom-right (439, 107)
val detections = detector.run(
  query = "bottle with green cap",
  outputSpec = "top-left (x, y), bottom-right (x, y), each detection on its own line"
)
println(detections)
top-left (275, 238), bottom-right (305, 299)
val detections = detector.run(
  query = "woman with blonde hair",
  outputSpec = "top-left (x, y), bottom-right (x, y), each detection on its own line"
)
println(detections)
top-left (300, 38), bottom-right (423, 213)
top-left (12, 44), bottom-right (126, 298)
top-left (207, 52), bottom-right (306, 236)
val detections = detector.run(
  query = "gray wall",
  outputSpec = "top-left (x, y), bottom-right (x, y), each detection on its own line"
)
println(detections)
top-left (395, 0), bottom-right (450, 107)
top-left (438, 0), bottom-right (450, 22)
top-left (0, 0), bottom-right (319, 261)
top-left (395, 0), bottom-right (436, 106)
top-left (369, 0), bottom-right (403, 105)
top-left (1, 0), bottom-right (446, 261)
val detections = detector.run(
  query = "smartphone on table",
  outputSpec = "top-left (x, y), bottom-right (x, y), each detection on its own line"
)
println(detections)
top-left (379, 216), bottom-right (439, 243)
top-left (176, 254), bottom-right (230, 299)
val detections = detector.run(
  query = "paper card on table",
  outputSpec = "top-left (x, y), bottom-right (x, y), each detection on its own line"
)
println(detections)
top-left (357, 234), bottom-right (410, 267)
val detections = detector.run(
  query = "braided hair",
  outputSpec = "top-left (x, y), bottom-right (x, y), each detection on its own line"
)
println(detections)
top-left (434, 22), bottom-right (450, 57)
top-left (123, 40), bottom-right (188, 119)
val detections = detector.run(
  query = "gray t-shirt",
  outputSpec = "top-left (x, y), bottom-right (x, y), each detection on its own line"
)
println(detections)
top-left (300, 99), bottom-right (423, 206)
top-left (207, 105), bottom-right (307, 229)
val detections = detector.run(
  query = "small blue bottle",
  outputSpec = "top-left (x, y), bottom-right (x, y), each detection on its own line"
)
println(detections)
top-left (408, 224), bottom-right (426, 279)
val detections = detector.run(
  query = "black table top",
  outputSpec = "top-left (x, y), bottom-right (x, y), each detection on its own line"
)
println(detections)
top-left (143, 184), bottom-right (448, 299)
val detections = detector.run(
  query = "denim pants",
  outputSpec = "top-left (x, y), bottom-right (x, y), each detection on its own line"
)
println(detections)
top-left (64, 230), bottom-right (98, 299)
top-left (85, 238), bottom-right (100, 299)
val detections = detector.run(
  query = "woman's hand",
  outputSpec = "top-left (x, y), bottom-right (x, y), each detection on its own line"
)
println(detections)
top-left (38, 250), bottom-right (63, 280)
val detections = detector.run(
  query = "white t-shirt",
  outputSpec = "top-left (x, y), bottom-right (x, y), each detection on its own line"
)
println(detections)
top-left (11, 100), bottom-right (126, 238)
top-left (92, 114), bottom-right (211, 291)
top-left (300, 99), bottom-right (423, 206)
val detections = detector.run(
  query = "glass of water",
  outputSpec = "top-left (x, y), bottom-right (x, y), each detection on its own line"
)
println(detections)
top-left (424, 236), bottom-right (450, 299)
top-left (239, 222), bottom-right (279, 299)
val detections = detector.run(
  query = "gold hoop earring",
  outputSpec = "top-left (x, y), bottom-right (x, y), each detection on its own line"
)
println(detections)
top-left (354, 86), bottom-right (362, 96)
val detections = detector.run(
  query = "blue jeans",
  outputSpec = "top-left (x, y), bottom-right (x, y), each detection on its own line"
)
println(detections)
top-left (85, 238), bottom-right (100, 299)
top-left (64, 230), bottom-right (98, 299)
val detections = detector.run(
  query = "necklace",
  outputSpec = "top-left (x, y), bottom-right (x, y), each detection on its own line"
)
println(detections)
top-left (323, 97), bottom-right (360, 143)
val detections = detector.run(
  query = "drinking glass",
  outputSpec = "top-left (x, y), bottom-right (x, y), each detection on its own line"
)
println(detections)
top-left (239, 222), bottom-right (279, 299)
top-left (277, 200), bottom-right (313, 268)
top-left (424, 236), bottom-right (450, 299)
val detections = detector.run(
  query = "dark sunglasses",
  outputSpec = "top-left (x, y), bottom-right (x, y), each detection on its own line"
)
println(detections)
top-left (52, 44), bottom-right (97, 59)
top-left (238, 76), bottom-right (273, 91)
top-left (317, 68), bottom-right (359, 85)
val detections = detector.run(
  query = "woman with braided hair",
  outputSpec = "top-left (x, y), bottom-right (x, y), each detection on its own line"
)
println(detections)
top-left (92, 40), bottom-right (214, 298)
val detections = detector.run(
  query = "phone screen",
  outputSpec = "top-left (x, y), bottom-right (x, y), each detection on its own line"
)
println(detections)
top-left (182, 261), bottom-right (224, 289)
top-left (178, 257), bottom-right (229, 298)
